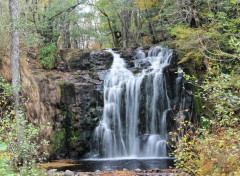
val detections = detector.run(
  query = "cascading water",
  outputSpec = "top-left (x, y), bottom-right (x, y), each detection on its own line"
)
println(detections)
top-left (91, 46), bottom-right (174, 158)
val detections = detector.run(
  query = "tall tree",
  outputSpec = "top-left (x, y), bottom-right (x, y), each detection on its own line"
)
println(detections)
top-left (9, 0), bottom-right (21, 115)
top-left (9, 0), bottom-right (22, 151)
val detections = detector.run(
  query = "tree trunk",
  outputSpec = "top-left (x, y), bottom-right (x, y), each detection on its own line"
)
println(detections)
top-left (121, 9), bottom-right (129, 48)
top-left (61, 20), bottom-right (71, 48)
top-left (66, 22), bottom-right (71, 48)
top-left (189, 0), bottom-right (201, 28)
top-left (175, 0), bottom-right (184, 21)
top-left (0, 0), bottom-right (2, 16)
top-left (9, 0), bottom-right (21, 114)
top-left (9, 0), bottom-right (22, 157)
top-left (145, 9), bottom-right (158, 44)
top-left (96, 6), bottom-right (118, 47)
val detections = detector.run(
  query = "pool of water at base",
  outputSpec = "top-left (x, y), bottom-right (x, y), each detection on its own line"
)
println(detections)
top-left (56, 158), bottom-right (175, 172)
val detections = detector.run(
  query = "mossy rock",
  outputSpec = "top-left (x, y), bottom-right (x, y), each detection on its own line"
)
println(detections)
top-left (59, 82), bottom-right (76, 105)
top-left (68, 52), bottom-right (91, 71)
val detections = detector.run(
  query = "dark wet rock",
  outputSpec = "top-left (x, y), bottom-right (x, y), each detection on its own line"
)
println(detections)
top-left (56, 49), bottom-right (113, 73)
top-left (55, 57), bottom-right (69, 72)
top-left (153, 168), bottom-right (161, 173)
top-left (97, 71), bottom-right (108, 81)
top-left (59, 82), bottom-right (76, 105)
top-left (142, 46), bottom-right (151, 50)
top-left (90, 51), bottom-right (113, 70)
top-left (136, 60), bottom-right (151, 68)
top-left (119, 48), bottom-right (135, 60)
top-left (68, 52), bottom-right (91, 71)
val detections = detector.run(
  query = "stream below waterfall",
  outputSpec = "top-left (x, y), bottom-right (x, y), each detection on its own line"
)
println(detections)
top-left (54, 158), bottom-right (175, 172)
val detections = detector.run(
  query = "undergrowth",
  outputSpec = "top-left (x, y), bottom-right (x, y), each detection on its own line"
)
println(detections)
top-left (38, 44), bottom-right (57, 70)
top-left (0, 77), bottom-right (48, 175)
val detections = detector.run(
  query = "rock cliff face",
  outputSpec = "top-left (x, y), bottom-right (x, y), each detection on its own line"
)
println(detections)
top-left (1, 48), bottom-right (113, 159)
top-left (0, 47), bottom-right (193, 159)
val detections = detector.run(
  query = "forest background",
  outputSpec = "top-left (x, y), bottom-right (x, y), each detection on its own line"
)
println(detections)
top-left (0, 0), bottom-right (239, 175)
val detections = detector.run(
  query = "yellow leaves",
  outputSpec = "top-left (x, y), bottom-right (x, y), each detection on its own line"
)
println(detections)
top-left (135, 0), bottom-right (160, 9)
top-left (218, 143), bottom-right (222, 147)
top-left (178, 52), bottom-right (194, 64)
top-left (39, 0), bottom-right (49, 8)
top-left (135, 1), bottom-right (146, 7)
top-left (10, 110), bottom-right (15, 115)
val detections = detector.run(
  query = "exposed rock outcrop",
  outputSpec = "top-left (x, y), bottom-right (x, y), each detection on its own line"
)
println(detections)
top-left (0, 47), bottom-right (193, 159)
top-left (0, 48), bottom-right (113, 159)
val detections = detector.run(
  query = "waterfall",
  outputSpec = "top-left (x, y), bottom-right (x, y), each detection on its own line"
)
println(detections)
top-left (91, 46), bottom-right (174, 158)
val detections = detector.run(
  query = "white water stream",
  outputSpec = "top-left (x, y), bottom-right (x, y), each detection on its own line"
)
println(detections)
top-left (92, 46), bottom-right (173, 158)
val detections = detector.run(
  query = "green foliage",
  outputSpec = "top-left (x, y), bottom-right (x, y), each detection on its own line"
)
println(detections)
top-left (38, 44), bottom-right (57, 70)
top-left (0, 77), bottom-right (48, 175)
top-left (201, 71), bottom-right (240, 126)
top-left (53, 130), bottom-right (65, 153)
top-left (170, 25), bottom-right (204, 67)
top-left (169, 122), bottom-right (240, 175)
top-left (173, 58), bottom-right (240, 174)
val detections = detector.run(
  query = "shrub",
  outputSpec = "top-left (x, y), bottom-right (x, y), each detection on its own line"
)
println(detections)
top-left (0, 77), bottom-right (48, 175)
top-left (170, 123), bottom-right (240, 175)
top-left (169, 69), bottom-right (240, 175)
top-left (38, 44), bottom-right (57, 70)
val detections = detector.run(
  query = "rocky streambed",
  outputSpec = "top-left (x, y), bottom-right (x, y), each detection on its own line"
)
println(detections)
top-left (47, 169), bottom-right (176, 176)
top-left (44, 159), bottom-right (177, 176)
